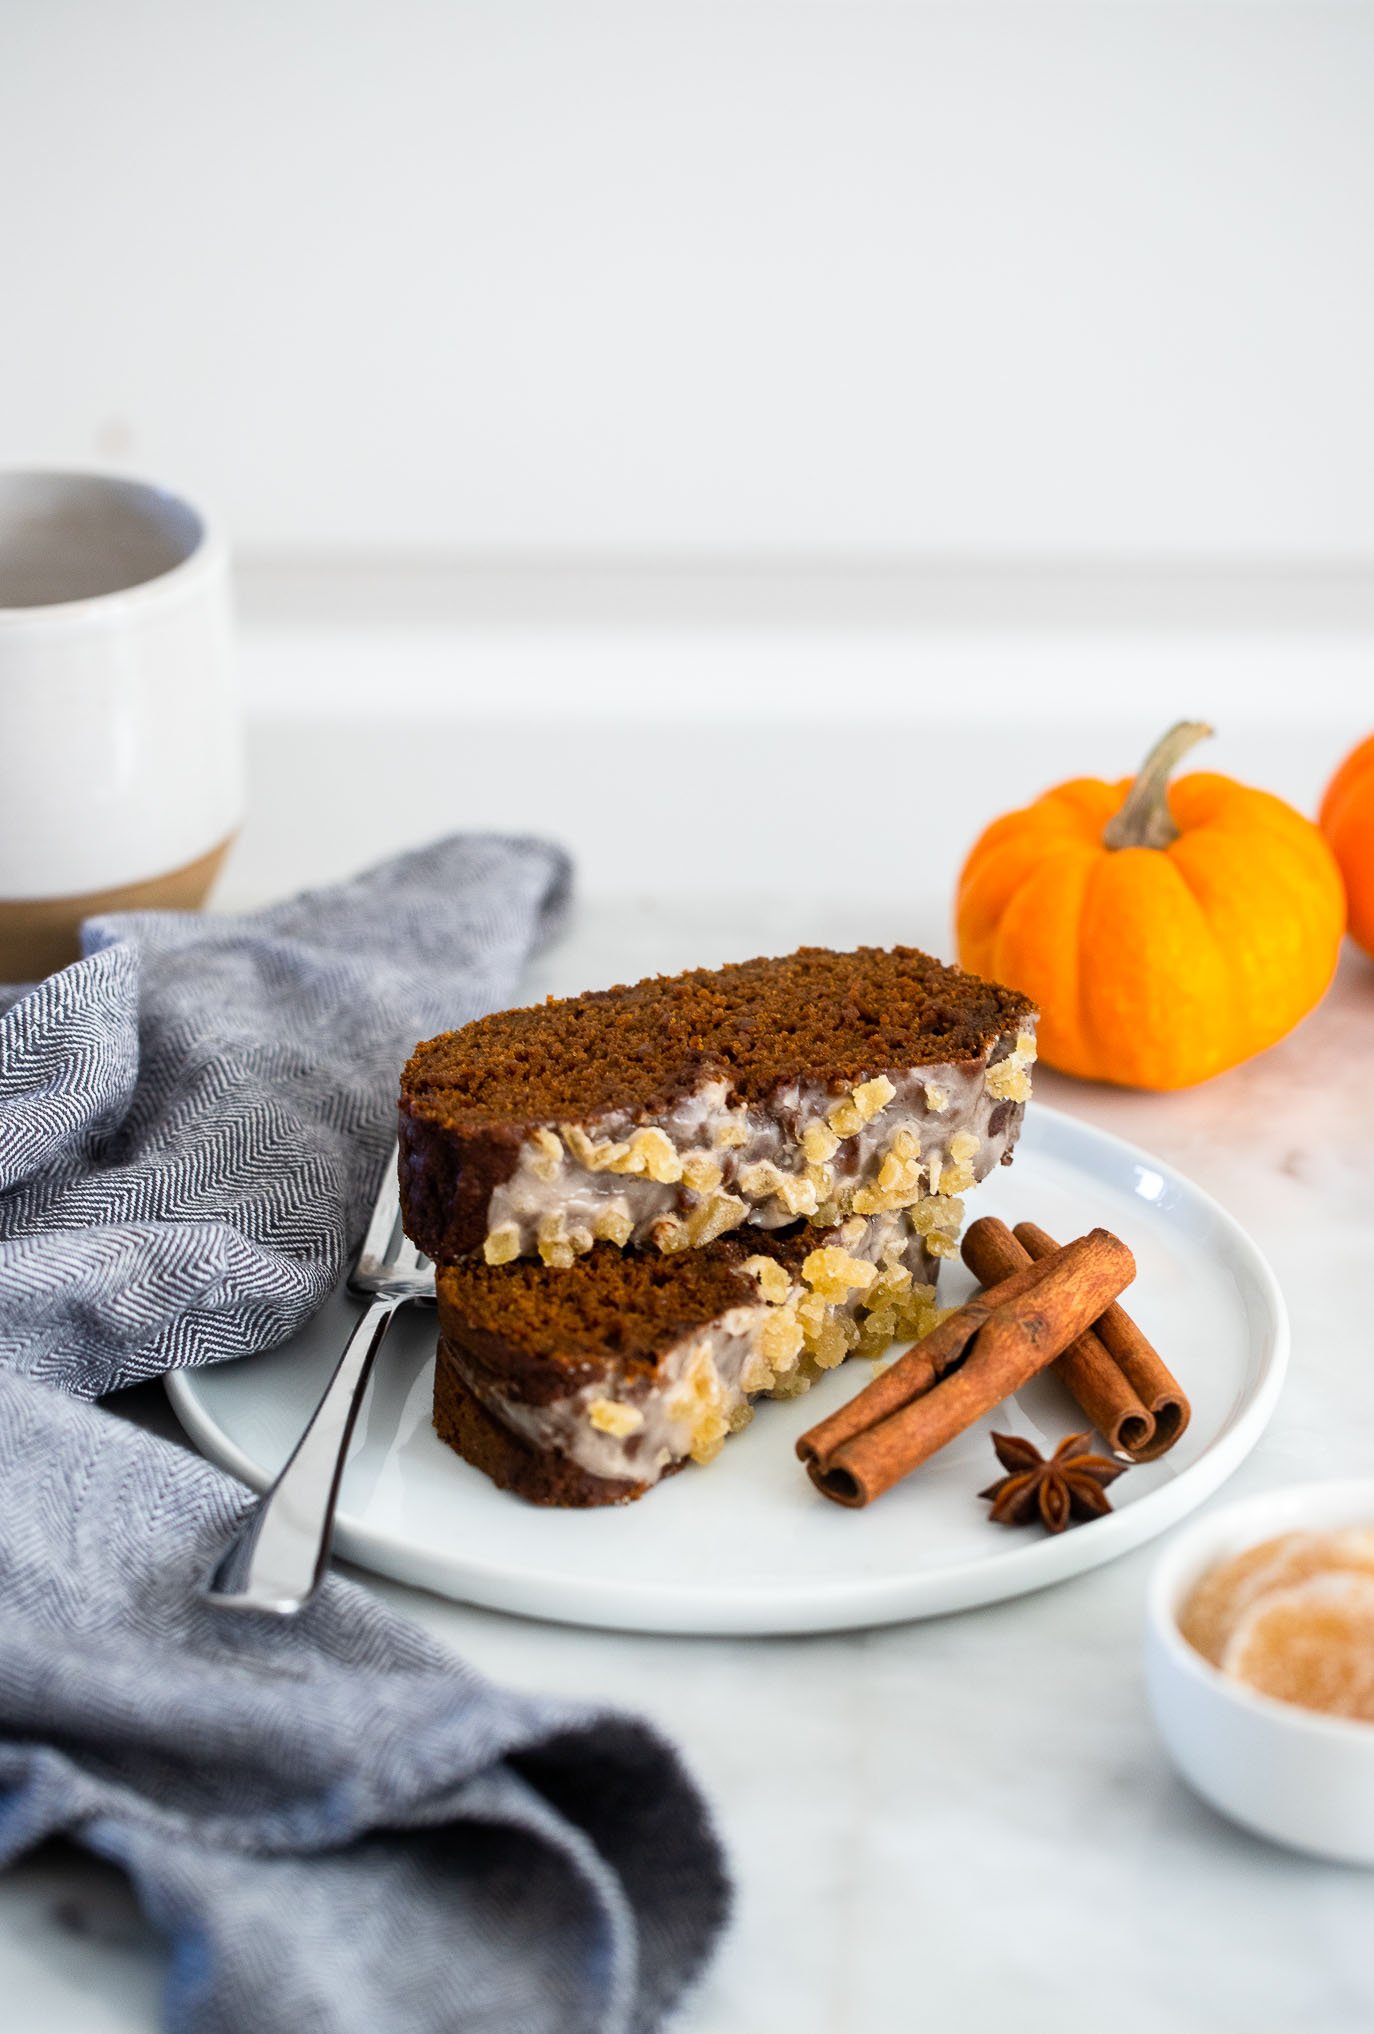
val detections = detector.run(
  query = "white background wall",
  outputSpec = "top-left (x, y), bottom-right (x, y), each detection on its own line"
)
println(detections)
top-left (5, 0), bottom-right (1373, 562)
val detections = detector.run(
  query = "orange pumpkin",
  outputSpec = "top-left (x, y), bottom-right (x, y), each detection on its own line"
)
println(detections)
top-left (957, 722), bottom-right (1346, 1090)
top-left (1320, 734), bottom-right (1374, 959)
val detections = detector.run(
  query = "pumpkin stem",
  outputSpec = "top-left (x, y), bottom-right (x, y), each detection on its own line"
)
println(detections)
top-left (1103, 720), bottom-right (1214, 852)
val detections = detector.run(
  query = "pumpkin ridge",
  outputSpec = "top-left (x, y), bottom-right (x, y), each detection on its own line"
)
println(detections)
top-left (1157, 844), bottom-right (1243, 1058)
top-left (1081, 844), bottom-right (1232, 1088)
top-left (1170, 824), bottom-right (1341, 1054)
top-left (958, 832), bottom-right (1095, 981)
top-left (1075, 849), bottom-right (1108, 1081)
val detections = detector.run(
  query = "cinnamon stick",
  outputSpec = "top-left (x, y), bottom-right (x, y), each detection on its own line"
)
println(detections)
top-left (803, 1228), bottom-right (1135, 1508)
top-left (962, 1217), bottom-right (1155, 1458)
top-left (1013, 1221), bottom-right (1190, 1460)
top-left (795, 1248), bottom-right (1063, 1470)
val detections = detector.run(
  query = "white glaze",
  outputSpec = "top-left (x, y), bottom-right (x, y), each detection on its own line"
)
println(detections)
top-left (488, 1039), bottom-right (1035, 1260)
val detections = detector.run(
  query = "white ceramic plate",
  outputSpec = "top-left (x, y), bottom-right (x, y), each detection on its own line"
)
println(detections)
top-left (167, 1106), bottom-right (1287, 1635)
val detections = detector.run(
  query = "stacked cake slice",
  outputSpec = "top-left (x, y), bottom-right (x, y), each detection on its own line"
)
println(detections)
top-left (400, 946), bottom-right (1037, 1505)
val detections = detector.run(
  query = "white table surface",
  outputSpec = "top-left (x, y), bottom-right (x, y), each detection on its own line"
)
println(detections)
top-left (5, 671), bottom-right (1374, 2034)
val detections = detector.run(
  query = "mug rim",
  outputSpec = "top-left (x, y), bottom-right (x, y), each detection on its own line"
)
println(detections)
top-left (0, 468), bottom-right (224, 628)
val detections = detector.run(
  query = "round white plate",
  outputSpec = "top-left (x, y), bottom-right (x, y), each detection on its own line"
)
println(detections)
top-left (167, 1105), bottom-right (1287, 1635)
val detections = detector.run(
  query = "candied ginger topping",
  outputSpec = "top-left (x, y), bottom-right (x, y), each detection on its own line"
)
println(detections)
top-left (483, 1222), bottom-right (520, 1265)
top-left (802, 1246), bottom-right (879, 1303)
top-left (744, 1255), bottom-right (793, 1305)
top-left (985, 1031), bottom-right (1037, 1104)
top-left (587, 1397), bottom-right (644, 1438)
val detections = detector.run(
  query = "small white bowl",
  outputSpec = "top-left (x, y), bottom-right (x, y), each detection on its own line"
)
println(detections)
top-left (1146, 1479), bottom-right (1374, 1865)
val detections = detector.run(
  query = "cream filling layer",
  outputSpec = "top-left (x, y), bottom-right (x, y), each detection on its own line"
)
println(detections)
top-left (446, 1206), bottom-right (946, 1488)
top-left (483, 1030), bottom-right (1036, 1266)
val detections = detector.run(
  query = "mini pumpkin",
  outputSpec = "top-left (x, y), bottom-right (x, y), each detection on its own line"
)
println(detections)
top-left (1320, 734), bottom-right (1374, 960)
top-left (956, 721), bottom-right (1346, 1090)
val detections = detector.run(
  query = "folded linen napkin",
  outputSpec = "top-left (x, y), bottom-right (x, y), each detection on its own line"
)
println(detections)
top-left (0, 837), bottom-right (729, 2034)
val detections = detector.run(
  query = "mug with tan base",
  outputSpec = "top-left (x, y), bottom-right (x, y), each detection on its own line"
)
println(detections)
top-left (0, 471), bottom-right (243, 980)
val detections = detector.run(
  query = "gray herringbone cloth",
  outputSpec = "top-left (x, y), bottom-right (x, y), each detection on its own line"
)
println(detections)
top-left (0, 836), bottom-right (729, 2034)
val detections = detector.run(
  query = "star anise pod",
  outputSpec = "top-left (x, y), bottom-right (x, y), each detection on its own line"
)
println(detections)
top-left (979, 1431), bottom-right (1125, 1533)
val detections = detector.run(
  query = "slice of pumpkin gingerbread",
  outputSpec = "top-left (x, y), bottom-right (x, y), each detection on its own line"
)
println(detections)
top-left (433, 1205), bottom-right (941, 1506)
top-left (400, 946), bottom-right (1036, 1268)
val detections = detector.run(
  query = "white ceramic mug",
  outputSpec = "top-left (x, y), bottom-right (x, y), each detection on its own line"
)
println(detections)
top-left (0, 471), bottom-right (244, 979)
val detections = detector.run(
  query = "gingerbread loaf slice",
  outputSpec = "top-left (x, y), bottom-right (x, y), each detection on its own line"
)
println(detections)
top-left (401, 946), bottom-right (1037, 1268)
top-left (434, 1205), bottom-right (942, 1506)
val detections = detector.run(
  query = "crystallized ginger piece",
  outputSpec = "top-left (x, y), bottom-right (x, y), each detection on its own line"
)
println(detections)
top-left (894, 1285), bottom-right (943, 1339)
top-left (985, 1035), bottom-right (1037, 1105)
top-left (857, 1306), bottom-right (897, 1356)
top-left (776, 1172), bottom-right (820, 1218)
top-left (690, 1412), bottom-right (730, 1466)
top-left (563, 1124), bottom-right (633, 1172)
top-left (685, 1192), bottom-right (748, 1246)
top-left (852, 1075), bottom-right (896, 1123)
top-left (768, 1359), bottom-right (821, 1400)
top-left (909, 1192), bottom-right (963, 1239)
top-left (796, 1290), bottom-right (829, 1335)
top-left (592, 1205), bottom-right (635, 1247)
top-left (526, 1126), bottom-right (565, 1181)
top-left (801, 1246), bottom-right (879, 1303)
top-left (876, 1148), bottom-right (923, 1198)
top-left (803, 1119), bottom-right (841, 1164)
top-left (670, 1340), bottom-right (724, 1416)
top-left (806, 1312), bottom-right (858, 1370)
top-left (826, 1098), bottom-right (863, 1139)
top-left (681, 1149), bottom-right (724, 1194)
top-left (744, 1255), bottom-right (792, 1305)
top-left (631, 1127), bottom-right (684, 1183)
top-left (852, 1172), bottom-right (923, 1216)
top-left (759, 1306), bottom-right (805, 1373)
top-left (483, 1223), bottom-right (521, 1265)
top-left (985, 1061), bottom-right (1031, 1104)
top-left (739, 1347), bottom-right (775, 1394)
top-left (587, 1397), bottom-right (644, 1438)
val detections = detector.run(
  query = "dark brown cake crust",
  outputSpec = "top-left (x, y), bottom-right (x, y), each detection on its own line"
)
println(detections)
top-left (433, 1338), bottom-right (658, 1507)
top-left (404, 946), bottom-right (1034, 1125)
top-left (400, 946), bottom-right (1034, 1262)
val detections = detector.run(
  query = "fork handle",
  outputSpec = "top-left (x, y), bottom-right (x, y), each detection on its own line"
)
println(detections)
top-left (202, 1294), bottom-right (407, 1613)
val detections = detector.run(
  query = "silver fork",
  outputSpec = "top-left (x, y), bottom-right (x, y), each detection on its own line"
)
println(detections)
top-left (203, 1144), bottom-right (435, 1614)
